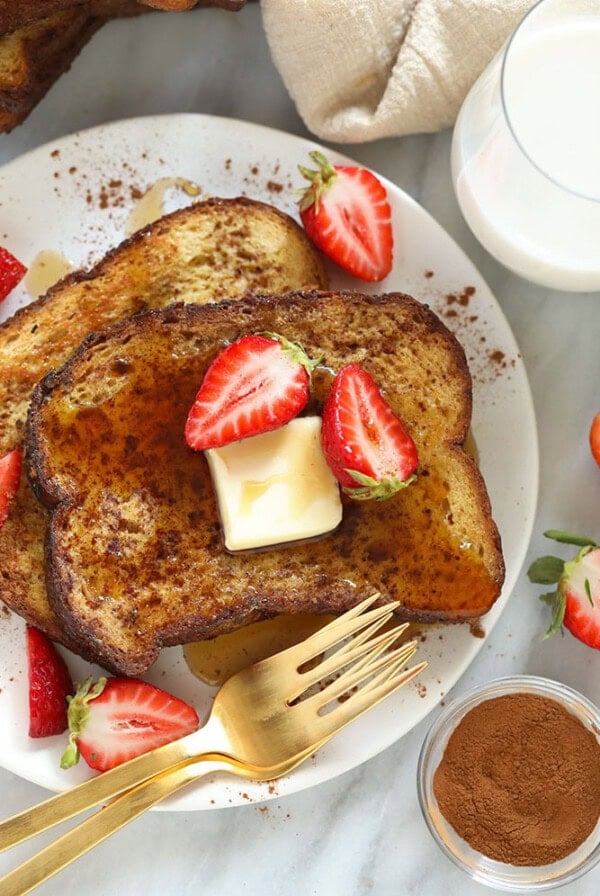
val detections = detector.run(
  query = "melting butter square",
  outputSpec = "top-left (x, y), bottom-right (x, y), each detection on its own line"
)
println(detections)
top-left (205, 416), bottom-right (342, 551)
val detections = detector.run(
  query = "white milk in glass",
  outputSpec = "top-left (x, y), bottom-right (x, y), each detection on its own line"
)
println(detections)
top-left (452, 2), bottom-right (600, 291)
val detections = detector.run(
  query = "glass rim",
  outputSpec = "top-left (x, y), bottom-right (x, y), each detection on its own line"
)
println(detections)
top-left (500, 0), bottom-right (600, 204)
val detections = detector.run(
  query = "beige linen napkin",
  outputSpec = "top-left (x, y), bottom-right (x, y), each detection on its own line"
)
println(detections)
top-left (261, 0), bottom-right (534, 142)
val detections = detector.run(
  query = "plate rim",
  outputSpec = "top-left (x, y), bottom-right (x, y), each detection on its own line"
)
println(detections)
top-left (0, 112), bottom-right (539, 810)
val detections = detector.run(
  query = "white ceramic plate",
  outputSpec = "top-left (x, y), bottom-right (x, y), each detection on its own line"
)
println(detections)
top-left (0, 114), bottom-right (538, 810)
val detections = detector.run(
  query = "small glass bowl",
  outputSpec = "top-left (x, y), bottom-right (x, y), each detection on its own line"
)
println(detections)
top-left (417, 675), bottom-right (600, 891)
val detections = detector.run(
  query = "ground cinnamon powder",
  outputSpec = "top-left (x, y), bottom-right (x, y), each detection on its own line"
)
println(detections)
top-left (432, 692), bottom-right (600, 866)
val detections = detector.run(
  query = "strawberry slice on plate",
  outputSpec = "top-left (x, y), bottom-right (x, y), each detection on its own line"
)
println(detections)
top-left (185, 332), bottom-right (320, 451)
top-left (0, 245), bottom-right (26, 302)
top-left (0, 447), bottom-right (22, 531)
top-left (61, 676), bottom-right (200, 772)
top-left (528, 530), bottom-right (600, 650)
top-left (27, 627), bottom-right (74, 738)
top-left (298, 150), bottom-right (393, 282)
top-left (321, 364), bottom-right (418, 501)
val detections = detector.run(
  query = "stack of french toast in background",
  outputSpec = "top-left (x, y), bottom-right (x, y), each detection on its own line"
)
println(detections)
top-left (0, 0), bottom-right (246, 132)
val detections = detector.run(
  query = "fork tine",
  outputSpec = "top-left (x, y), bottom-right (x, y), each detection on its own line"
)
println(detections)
top-left (339, 622), bottom-right (410, 677)
top-left (361, 648), bottom-right (421, 690)
top-left (333, 647), bottom-right (421, 706)
top-left (312, 660), bottom-right (428, 742)
top-left (288, 622), bottom-right (410, 702)
top-left (302, 639), bottom-right (419, 711)
top-left (284, 594), bottom-right (398, 666)
top-left (334, 619), bottom-right (410, 664)
top-left (330, 660), bottom-right (428, 726)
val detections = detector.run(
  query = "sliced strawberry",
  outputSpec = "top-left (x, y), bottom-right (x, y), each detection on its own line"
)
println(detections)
top-left (61, 676), bottom-right (200, 772)
top-left (185, 332), bottom-right (320, 451)
top-left (27, 627), bottom-right (74, 738)
top-left (590, 412), bottom-right (600, 467)
top-left (562, 549), bottom-right (600, 649)
top-left (321, 364), bottom-right (418, 500)
top-left (298, 151), bottom-right (393, 282)
top-left (528, 530), bottom-right (600, 650)
top-left (0, 448), bottom-right (22, 532)
top-left (0, 245), bottom-right (26, 302)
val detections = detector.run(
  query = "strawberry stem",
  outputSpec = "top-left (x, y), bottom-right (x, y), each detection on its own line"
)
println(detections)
top-left (261, 331), bottom-right (323, 376)
top-left (343, 470), bottom-right (417, 502)
top-left (308, 151), bottom-right (337, 178)
top-left (60, 677), bottom-right (107, 769)
top-left (297, 151), bottom-right (338, 214)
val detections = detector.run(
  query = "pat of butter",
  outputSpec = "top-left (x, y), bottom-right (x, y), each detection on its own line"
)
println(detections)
top-left (205, 417), bottom-right (342, 551)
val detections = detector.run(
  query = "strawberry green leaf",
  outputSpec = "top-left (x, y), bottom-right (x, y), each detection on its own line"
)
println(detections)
top-left (527, 555), bottom-right (565, 585)
top-left (343, 469), bottom-right (417, 501)
top-left (585, 577), bottom-right (594, 607)
top-left (544, 529), bottom-right (597, 548)
top-left (541, 589), bottom-right (566, 639)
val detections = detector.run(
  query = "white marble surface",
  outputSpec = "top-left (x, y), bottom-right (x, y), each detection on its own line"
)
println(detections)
top-left (0, 4), bottom-right (599, 895)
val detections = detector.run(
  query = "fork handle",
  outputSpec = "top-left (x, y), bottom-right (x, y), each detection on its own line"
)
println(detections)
top-left (0, 715), bottom-right (226, 852)
top-left (0, 758), bottom-right (226, 896)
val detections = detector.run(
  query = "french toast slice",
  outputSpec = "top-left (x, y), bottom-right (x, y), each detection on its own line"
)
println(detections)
top-left (0, 0), bottom-right (243, 34)
top-left (0, 1), bottom-right (247, 132)
top-left (27, 291), bottom-right (505, 676)
top-left (0, 1), bottom-right (148, 133)
top-left (0, 198), bottom-right (328, 644)
top-left (0, 1), bottom-right (112, 35)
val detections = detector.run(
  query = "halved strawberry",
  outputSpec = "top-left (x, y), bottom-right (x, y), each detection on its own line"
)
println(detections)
top-left (61, 676), bottom-right (200, 772)
top-left (185, 332), bottom-right (320, 451)
top-left (321, 364), bottom-right (418, 500)
top-left (298, 151), bottom-right (393, 282)
top-left (0, 448), bottom-right (22, 532)
top-left (528, 530), bottom-right (600, 650)
top-left (0, 245), bottom-right (26, 302)
top-left (27, 627), bottom-right (74, 738)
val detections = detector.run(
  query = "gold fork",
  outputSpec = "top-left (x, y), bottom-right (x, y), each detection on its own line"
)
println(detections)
top-left (0, 594), bottom-right (425, 895)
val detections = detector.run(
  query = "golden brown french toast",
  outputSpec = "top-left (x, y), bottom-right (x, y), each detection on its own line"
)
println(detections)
top-left (0, 2), bottom-right (147, 133)
top-left (0, 1), bottom-right (107, 34)
top-left (0, 1), bottom-right (93, 37)
top-left (0, 8), bottom-right (103, 133)
top-left (0, 0), bottom-right (242, 33)
top-left (0, 198), bottom-right (328, 644)
top-left (0, 1), bottom-right (247, 132)
top-left (27, 291), bottom-right (505, 676)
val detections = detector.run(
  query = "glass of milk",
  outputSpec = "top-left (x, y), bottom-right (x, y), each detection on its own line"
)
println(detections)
top-left (451, 0), bottom-right (600, 291)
